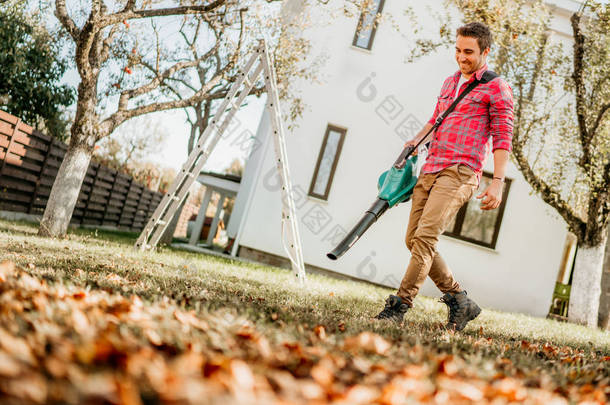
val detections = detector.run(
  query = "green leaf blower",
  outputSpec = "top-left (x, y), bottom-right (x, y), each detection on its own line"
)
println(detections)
top-left (326, 145), bottom-right (419, 260)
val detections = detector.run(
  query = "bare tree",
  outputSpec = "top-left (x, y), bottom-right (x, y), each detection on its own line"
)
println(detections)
top-left (38, 0), bottom-right (281, 237)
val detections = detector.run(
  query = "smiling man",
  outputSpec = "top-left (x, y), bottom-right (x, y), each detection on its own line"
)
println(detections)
top-left (374, 22), bottom-right (514, 331)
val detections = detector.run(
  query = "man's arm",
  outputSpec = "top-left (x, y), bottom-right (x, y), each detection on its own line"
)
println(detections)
top-left (492, 149), bottom-right (509, 181)
top-left (476, 149), bottom-right (509, 210)
top-left (476, 78), bottom-right (514, 211)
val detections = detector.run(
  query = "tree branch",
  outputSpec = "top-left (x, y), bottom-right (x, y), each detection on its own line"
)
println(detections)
top-left (164, 76), bottom-right (200, 94)
top-left (122, 0), bottom-right (137, 13)
top-left (588, 74), bottom-right (609, 110)
top-left (100, 1), bottom-right (228, 27)
top-left (526, 33), bottom-right (548, 103)
top-left (571, 12), bottom-right (592, 166)
top-left (590, 103), bottom-right (610, 139)
top-left (102, 67), bottom-right (229, 134)
top-left (119, 58), bottom-right (202, 107)
top-left (55, 0), bottom-right (80, 40)
top-left (99, 24), bottom-right (121, 66)
top-left (512, 85), bottom-right (586, 239)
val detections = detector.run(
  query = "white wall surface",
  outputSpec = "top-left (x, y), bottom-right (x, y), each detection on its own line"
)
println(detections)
top-left (238, 0), bottom-right (570, 317)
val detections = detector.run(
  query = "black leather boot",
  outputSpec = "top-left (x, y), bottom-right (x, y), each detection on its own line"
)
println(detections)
top-left (440, 291), bottom-right (481, 331)
top-left (374, 294), bottom-right (410, 323)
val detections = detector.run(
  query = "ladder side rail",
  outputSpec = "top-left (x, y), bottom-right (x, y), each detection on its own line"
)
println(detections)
top-left (259, 42), bottom-right (306, 281)
top-left (135, 148), bottom-right (203, 249)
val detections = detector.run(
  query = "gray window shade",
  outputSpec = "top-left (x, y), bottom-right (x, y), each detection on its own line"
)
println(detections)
top-left (309, 125), bottom-right (346, 200)
top-left (353, 0), bottom-right (385, 50)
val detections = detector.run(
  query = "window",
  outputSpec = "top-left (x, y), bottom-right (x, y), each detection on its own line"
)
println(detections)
top-left (443, 172), bottom-right (512, 249)
top-left (308, 124), bottom-right (346, 200)
top-left (352, 0), bottom-right (385, 50)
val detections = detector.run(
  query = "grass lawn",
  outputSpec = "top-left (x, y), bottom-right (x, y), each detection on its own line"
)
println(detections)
top-left (0, 218), bottom-right (608, 404)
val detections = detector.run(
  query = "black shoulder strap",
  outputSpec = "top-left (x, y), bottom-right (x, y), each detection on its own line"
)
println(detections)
top-left (480, 70), bottom-right (498, 83)
top-left (432, 70), bottom-right (498, 128)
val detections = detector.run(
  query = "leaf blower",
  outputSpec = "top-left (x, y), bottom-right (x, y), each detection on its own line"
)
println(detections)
top-left (326, 144), bottom-right (420, 260)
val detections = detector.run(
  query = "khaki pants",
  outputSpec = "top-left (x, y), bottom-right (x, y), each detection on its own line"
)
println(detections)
top-left (397, 163), bottom-right (479, 306)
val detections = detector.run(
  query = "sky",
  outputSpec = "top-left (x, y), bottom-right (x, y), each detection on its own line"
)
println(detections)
top-left (144, 96), bottom-right (267, 173)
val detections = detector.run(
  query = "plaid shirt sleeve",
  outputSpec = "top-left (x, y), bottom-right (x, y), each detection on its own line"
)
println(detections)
top-left (489, 78), bottom-right (514, 152)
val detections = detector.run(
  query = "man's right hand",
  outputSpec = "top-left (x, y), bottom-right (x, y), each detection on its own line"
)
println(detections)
top-left (405, 123), bottom-right (434, 156)
top-left (403, 140), bottom-right (419, 156)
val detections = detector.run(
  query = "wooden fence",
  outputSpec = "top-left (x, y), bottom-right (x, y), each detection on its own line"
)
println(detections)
top-left (0, 110), bottom-right (162, 230)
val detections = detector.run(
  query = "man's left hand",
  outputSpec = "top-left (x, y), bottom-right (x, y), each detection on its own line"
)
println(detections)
top-left (476, 179), bottom-right (503, 210)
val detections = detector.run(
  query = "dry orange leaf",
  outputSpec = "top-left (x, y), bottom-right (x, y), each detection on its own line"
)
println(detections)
top-left (341, 384), bottom-right (379, 404)
top-left (313, 325), bottom-right (327, 340)
top-left (491, 378), bottom-right (527, 401)
top-left (344, 332), bottom-right (391, 355)
top-left (437, 355), bottom-right (460, 376)
top-left (311, 363), bottom-right (333, 387)
top-left (0, 350), bottom-right (21, 377)
top-left (145, 329), bottom-right (162, 346)
top-left (230, 360), bottom-right (255, 391)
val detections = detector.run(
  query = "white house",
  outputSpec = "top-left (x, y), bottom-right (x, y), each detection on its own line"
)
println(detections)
top-left (225, 0), bottom-right (584, 318)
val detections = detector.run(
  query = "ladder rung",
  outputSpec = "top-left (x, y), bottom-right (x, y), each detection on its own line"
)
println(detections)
top-left (156, 220), bottom-right (167, 225)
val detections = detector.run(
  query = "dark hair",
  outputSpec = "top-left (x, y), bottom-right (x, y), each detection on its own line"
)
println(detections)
top-left (456, 22), bottom-right (492, 52)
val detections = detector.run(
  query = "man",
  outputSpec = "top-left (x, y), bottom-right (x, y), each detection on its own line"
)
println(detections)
top-left (374, 22), bottom-right (514, 331)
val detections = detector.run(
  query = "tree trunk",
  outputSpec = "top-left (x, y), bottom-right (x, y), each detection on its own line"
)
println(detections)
top-left (598, 227), bottom-right (610, 329)
top-left (568, 231), bottom-right (608, 327)
top-left (38, 144), bottom-right (93, 237)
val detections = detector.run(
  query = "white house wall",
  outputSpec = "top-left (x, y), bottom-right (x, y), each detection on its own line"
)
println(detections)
top-left (238, 0), bottom-right (569, 317)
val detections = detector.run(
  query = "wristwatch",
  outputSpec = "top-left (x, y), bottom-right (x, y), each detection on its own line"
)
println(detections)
top-left (493, 176), bottom-right (505, 183)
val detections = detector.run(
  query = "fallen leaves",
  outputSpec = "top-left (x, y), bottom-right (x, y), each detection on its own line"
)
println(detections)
top-left (0, 259), bottom-right (607, 404)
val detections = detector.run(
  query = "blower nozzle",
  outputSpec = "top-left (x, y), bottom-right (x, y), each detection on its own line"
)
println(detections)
top-left (326, 199), bottom-right (389, 260)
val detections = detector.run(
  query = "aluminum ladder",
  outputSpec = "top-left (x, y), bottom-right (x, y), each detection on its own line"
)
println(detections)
top-left (134, 39), bottom-right (306, 283)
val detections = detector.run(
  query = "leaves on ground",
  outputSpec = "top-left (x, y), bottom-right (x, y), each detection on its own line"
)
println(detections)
top-left (0, 259), bottom-right (608, 404)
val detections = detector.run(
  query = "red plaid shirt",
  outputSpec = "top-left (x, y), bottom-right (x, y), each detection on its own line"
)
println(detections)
top-left (422, 64), bottom-right (514, 184)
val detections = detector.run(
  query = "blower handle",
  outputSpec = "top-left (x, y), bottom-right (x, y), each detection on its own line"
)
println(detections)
top-left (393, 122), bottom-right (438, 169)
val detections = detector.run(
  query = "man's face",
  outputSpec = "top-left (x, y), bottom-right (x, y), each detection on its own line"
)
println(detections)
top-left (455, 35), bottom-right (489, 75)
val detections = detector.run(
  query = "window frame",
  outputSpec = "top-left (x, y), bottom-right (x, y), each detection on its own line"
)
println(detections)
top-left (443, 171), bottom-right (512, 249)
top-left (351, 0), bottom-right (386, 51)
top-left (308, 124), bottom-right (347, 201)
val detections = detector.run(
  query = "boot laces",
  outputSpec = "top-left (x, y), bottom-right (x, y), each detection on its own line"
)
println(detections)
top-left (440, 294), bottom-right (465, 324)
